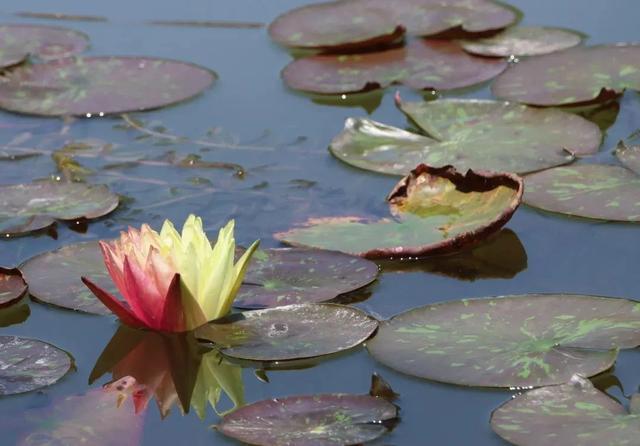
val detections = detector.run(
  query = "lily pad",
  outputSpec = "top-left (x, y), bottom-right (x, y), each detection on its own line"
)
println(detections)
top-left (523, 164), bottom-right (640, 222)
top-left (282, 39), bottom-right (507, 94)
top-left (21, 241), bottom-right (119, 314)
top-left (614, 141), bottom-right (640, 175)
top-left (330, 96), bottom-right (600, 176)
top-left (0, 267), bottom-right (27, 307)
top-left (217, 374), bottom-right (398, 446)
top-left (276, 164), bottom-right (523, 259)
top-left (269, 0), bottom-right (517, 50)
top-left (0, 24), bottom-right (89, 69)
top-left (460, 26), bottom-right (583, 57)
top-left (492, 44), bottom-right (640, 106)
top-left (234, 247), bottom-right (379, 309)
top-left (366, 294), bottom-right (640, 388)
top-left (0, 56), bottom-right (216, 116)
top-left (491, 375), bottom-right (640, 446)
top-left (0, 335), bottom-right (74, 395)
top-left (196, 303), bottom-right (378, 362)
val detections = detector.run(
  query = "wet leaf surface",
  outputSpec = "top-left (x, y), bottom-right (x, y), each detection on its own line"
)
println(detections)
top-left (282, 39), bottom-right (507, 94)
top-left (196, 303), bottom-right (378, 362)
top-left (234, 247), bottom-right (379, 309)
top-left (0, 182), bottom-right (119, 237)
top-left (0, 267), bottom-right (27, 307)
top-left (330, 97), bottom-right (600, 176)
top-left (0, 335), bottom-right (73, 395)
top-left (0, 56), bottom-right (216, 116)
top-left (367, 294), bottom-right (640, 388)
top-left (492, 44), bottom-right (640, 105)
top-left (614, 140), bottom-right (640, 175)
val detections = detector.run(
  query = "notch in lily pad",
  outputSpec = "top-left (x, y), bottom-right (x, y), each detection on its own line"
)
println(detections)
top-left (0, 267), bottom-right (27, 307)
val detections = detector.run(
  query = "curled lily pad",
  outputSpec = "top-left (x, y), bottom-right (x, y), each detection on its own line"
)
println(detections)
top-left (524, 164), bottom-right (640, 222)
top-left (0, 56), bottom-right (216, 116)
top-left (196, 303), bottom-right (378, 362)
top-left (234, 247), bottom-right (379, 309)
top-left (0, 182), bottom-right (119, 237)
top-left (460, 26), bottom-right (583, 57)
top-left (491, 375), bottom-right (640, 446)
top-left (367, 294), bottom-right (640, 388)
top-left (21, 241), bottom-right (118, 314)
top-left (282, 39), bottom-right (507, 94)
top-left (276, 164), bottom-right (523, 259)
top-left (614, 141), bottom-right (640, 175)
top-left (217, 374), bottom-right (398, 446)
top-left (492, 44), bottom-right (640, 106)
top-left (0, 267), bottom-right (27, 307)
top-left (330, 96), bottom-right (600, 176)
top-left (0, 335), bottom-right (74, 395)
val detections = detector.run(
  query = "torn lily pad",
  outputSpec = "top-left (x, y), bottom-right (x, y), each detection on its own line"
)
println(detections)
top-left (367, 294), bottom-right (640, 388)
top-left (460, 26), bottom-right (583, 57)
top-left (234, 247), bottom-right (379, 309)
top-left (0, 56), bottom-right (216, 116)
top-left (0, 267), bottom-right (27, 307)
top-left (282, 39), bottom-right (507, 94)
top-left (492, 44), bottom-right (640, 105)
top-left (491, 375), bottom-right (640, 446)
top-left (276, 164), bottom-right (523, 259)
top-left (0, 335), bottom-right (74, 395)
top-left (614, 140), bottom-right (640, 175)
top-left (330, 96), bottom-right (600, 176)
top-left (0, 182), bottom-right (119, 237)
top-left (196, 303), bottom-right (378, 362)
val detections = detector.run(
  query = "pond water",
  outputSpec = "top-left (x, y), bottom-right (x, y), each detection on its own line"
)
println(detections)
top-left (0, 0), bottom-right (639, 444)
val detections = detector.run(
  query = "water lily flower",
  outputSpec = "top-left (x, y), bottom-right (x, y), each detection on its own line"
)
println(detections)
top-left (82, 215), bottom-right (259, 332)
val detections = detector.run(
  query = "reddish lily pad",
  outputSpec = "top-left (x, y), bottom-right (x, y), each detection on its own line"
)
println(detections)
top-left (234, 248), bottom-right (379, 309)
top-left (330, 96), bottom-right (600, 176)
top-left (282, 39), bottom-right (507, 94)
top-left (0, 335), bottom-right (74, 395)
top-left (366, 294), bottom-right (640, 388)
top-left (217, 374), bottom-right (398, 446)
top-left (492, 44), bottom-right (640, 106)
top-left (196, 303), bottom-right (378, 362)
top-left (0, 267), bottom-right (27, 307)
top-left (460, 26), bottom-right (583, 57)
top-left (614, 141), bottom-right (640, 175)
top-left (0, 56), bottom-right (216, 117)
top-left (276, 164), bottom-right (523, 259)
top-left (21, 241), bottom-right (119, 314)
top-left (524, 164), bottom-right (640, 222)
top-left (491, 375), bottom-right (640, 446)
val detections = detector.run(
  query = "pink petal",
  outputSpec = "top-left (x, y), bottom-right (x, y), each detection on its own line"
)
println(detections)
top-left (99, 241), bottom-right (127, 299)
top-left (122, 257), bottom-right (162, 328)
top-left (81, 277), bottom-right (146, 328)
top-left (159, 274), bottom-right (185, 333)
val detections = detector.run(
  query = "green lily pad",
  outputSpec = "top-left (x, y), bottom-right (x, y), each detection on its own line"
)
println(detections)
top-left (491, 375), bottom-right (640, 446)
top-left (282, 39), bottom-right (507, 94)
top-left (21, 241), bottom-right (119, 314)
top-left (0, 56), bottom-right (216, 117)
top-left (0, 182), bottom-right (119, 237)
top-left (460, 26), bottom-right (583, 57)
top-left (196, 303), bottom-right (378, 362)
top-left (330, 97), bottom-right (600, 176)
top-left (217, 374), bottom-right (398, 446)
top-left (0, 24), bottom-right (89, 68)
top-left (0, 335), bottom-right (74, 395)
top-left (492, 44), bottom-right (640, 106)
top-left (523, 164), bottom-right (640, 222)
top-left (614, 141), bottom-right (640, 175)
top-left (0, 267), bottom-right (27, 307)
top-left (366, 294), bottom-right (640, 388)
top-left (234, 247), bottom-right (379, 309)
top-left (276, 164), bottom-right (523, 259)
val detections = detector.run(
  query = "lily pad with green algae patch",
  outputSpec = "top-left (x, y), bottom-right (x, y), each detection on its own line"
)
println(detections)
top-left (0, 56), bottom-right (216, 117)
top-left (460, 26), bottom-right (583, 57)
top-left (20, 241), bottom-right (119, 314)
top-left (614, 140), bottom-right (640, 175)
top-left (282, 39), bottom-right (508, 94)
top-left (0, 267), bottom-right (27, 307)
top-left (0, 335), bottom-right (74, 395)
top-left (329, 95), bottom-right (600, 176)
top-left (492, 44), bottom-right (640, 106)
top-left (0, 182), bottom-right (119, 237)
top-left (366, 294), bottom-right (640, 388)
top-left (234, 247), bottom-right (379, 309)
top-left (195, 303), bottom-right (378, 362)
top-left (491, 375), bottom-right (640, 446)
top-left (275, 164), bottom-right (523, 259)
top-left (217, 374), bottom-right (398, 446)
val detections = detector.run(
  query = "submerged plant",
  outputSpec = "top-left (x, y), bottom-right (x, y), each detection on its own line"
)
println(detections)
top-left (82, 214), bottom-right (259, 332)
